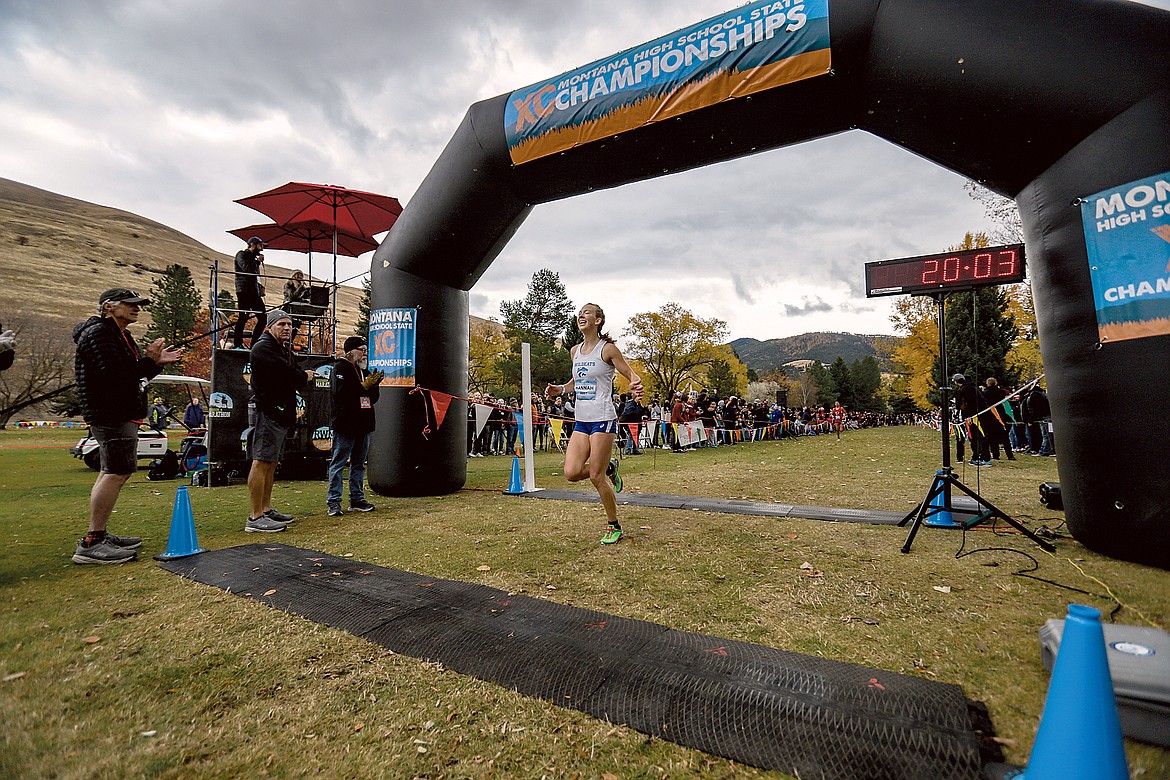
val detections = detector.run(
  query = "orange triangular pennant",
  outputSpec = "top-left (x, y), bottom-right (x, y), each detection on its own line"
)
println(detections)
top-left (430, 391), bottom-right (454, 431)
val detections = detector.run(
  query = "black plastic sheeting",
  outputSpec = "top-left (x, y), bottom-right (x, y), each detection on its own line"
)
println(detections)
top-left (519, 489), bottom-right (906, 525)
top-left (161, 544), bottom-right (1005, 779)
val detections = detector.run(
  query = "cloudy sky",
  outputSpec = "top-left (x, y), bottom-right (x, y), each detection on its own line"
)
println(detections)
top-left (3, 0), bottom-right (1168, 342)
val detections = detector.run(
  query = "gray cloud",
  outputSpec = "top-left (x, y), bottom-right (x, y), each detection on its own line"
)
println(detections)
top-left (780, 296), bottom-right (834, 317)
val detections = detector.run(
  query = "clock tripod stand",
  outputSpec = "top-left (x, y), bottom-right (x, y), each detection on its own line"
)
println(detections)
top-left (898, 291), bottom-right (1055, 554)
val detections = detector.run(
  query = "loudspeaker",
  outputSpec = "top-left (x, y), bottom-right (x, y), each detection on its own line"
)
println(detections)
top-left (309, 286), bottom-right (331, 308)
top-left (1040, 481), bottom-right (1063, 510)
top-left (775, 390), bottom-right (788, 407)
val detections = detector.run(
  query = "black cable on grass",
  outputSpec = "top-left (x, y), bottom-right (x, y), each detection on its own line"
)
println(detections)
top-left (954, 525), bottom-right (1123, 620)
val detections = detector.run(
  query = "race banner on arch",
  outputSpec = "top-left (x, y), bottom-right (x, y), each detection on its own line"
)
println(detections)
top-left (368, 308), bottom-right (417, 387)
top-left (1080, 170), bottom-right (1170, 343)
top-left (504, 0), bottom-right (831, 165)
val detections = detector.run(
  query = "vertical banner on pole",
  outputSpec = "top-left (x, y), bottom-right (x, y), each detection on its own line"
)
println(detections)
top-left (520, 342), bottom-right (539, 492)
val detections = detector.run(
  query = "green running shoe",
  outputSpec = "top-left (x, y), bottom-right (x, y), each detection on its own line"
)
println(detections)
top-left (607, 458), bottom-right (623, 493)
top-left (601, 524), bottom-right (623, 545)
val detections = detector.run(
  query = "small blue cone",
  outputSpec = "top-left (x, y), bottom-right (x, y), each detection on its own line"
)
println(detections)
top-left (924, 469), bottom-right (959, 527)
top-left (153, 485), bottom-right (208, 560)
top-left (1021, 604), bottom-right (1128, 780)
top-left (503, 455), bottom-right (524, 495)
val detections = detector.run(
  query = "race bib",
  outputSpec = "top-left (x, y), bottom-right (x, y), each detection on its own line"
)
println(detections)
top-left (360, 397), bottom-right (372, 409)
top-left (575, 378), bottom-right (597, 401)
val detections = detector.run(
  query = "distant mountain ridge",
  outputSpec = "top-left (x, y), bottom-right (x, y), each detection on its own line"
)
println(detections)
top-left (730, 332), bottom-right (900, 373)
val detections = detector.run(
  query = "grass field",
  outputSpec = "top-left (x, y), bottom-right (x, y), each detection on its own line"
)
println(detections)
top-left (1, 425), bottom-right (1167, 779)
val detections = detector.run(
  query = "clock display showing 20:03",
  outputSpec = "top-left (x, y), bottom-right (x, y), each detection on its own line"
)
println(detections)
top-left (864, 243), bottom-right (1026, 297)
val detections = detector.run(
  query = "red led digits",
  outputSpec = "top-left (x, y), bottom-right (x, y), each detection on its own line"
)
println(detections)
top-left (995, 249), bottom-right (1017, 277)
top-left (921, 259), bottom-right (939, 284)
top-left (942, 256), bottom-right (960, 282)
top-left (973, 252), bottom-right (992, 279)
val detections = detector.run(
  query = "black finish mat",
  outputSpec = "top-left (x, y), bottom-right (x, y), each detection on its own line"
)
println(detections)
top-left (161, 544), bottom-right (1002, 779)
top-left (519, 489), bottom-right (906, 525)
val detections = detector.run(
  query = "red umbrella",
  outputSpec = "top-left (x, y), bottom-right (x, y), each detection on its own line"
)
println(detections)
top-left (234, 182), bottom-right (402, 239)
top-left (235, 182), bottom-right (402, 354)
top-left (227, 221), bottom-right (378, 259)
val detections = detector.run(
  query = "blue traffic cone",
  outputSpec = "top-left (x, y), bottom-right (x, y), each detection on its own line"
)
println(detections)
top-left (924, 470), bottom-right (958, 527)
top-left (1021, 604), bottom-right (1128, 780)
top-left (153, 485), bottom-right (208, 560)
top-left (503, 455), bottom-right (524, 495)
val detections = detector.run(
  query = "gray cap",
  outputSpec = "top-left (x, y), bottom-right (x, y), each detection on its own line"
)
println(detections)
top-left (266, 309), bottom-right (292, 325)
top-left (952, 373), bottom-right (965, 383)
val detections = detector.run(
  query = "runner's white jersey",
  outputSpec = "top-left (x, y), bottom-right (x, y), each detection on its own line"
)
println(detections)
top-left (572, 339), bottom-right (616, 422)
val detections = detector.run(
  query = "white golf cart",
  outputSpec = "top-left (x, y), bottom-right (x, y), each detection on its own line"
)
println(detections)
top-left (69, 375), bottom-right (210, 471)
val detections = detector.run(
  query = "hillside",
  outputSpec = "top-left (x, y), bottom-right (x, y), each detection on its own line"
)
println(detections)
top-left (730, 332), bottom-right (899, 374)
top-left (0, 177), bottom-right (364, 332)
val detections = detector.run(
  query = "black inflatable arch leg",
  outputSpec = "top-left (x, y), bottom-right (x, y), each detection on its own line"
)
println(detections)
top-left (366, 266), bottom-right (470, 496)
top-left (1017, 89), bottom-right (1170, 568)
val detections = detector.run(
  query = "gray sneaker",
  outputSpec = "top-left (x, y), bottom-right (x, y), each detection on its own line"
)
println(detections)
top-left (245, 515), bottom-right (288, 533)
top-left (73, 538), bottom-right (138, 565)
top-left (263, 508), bottom-right (294, 523)
top-left (104, 532), bottom-right (143, 550)
top-left (327, 504), bottom-right (344, 517)
top-left (348, 500), bottom-right (376, 512)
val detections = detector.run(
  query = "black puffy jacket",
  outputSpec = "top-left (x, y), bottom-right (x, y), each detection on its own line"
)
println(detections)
top-left (72, 316), bottom-right (160, 425)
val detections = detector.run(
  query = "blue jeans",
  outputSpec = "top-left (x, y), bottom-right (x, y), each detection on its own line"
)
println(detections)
top-left (623, 422), bottom-right (640, 454)
top-left (328, 430), bottom-right (370, 507)
top-left (1038, 417), bottom-right (1055, 456)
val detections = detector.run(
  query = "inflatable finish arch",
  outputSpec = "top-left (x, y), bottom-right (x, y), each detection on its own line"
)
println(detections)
top-left (369, 0), bottom-right (1170, 569)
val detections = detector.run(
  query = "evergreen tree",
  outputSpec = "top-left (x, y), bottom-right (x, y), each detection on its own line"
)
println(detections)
top-left (354, 275), bottom-right (371, 338)
top-left (496, 269), bottom-right (575, 393)
top-left (705, 358), bottom-right (739, 398)
top-left (146, 264), bottom-right (201, 346)
top-left (806, 361), bottom-right (834, 406)
top-left (850, 356), bottom-right (884, 412)
top-left (496, 339), bottom-right (571, 397)
top-left (828, 357), bottom-right (852, 407)
top-left (930, 287), bottom-right (1019, 405)
top-left (561, 313), bottom-right (583, 351)
top-left (500, 269), bottom-right (575, 342)
top-left (48, 387), bottom-right (83, 419)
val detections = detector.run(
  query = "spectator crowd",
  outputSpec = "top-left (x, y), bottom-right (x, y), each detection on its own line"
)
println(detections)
top-left (466, 388), bottom-right (911, 458)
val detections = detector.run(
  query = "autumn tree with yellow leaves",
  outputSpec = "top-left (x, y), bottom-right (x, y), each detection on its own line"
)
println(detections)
top-left (621, 302), bottom-right (745, 398)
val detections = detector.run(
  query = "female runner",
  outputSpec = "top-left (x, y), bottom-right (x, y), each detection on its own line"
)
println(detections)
top-left (546, 303), bottom-right (643, 544)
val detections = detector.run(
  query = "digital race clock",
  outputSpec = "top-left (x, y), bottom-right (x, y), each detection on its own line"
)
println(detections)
top-left (864, 243), bottom-right (1026, 297)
